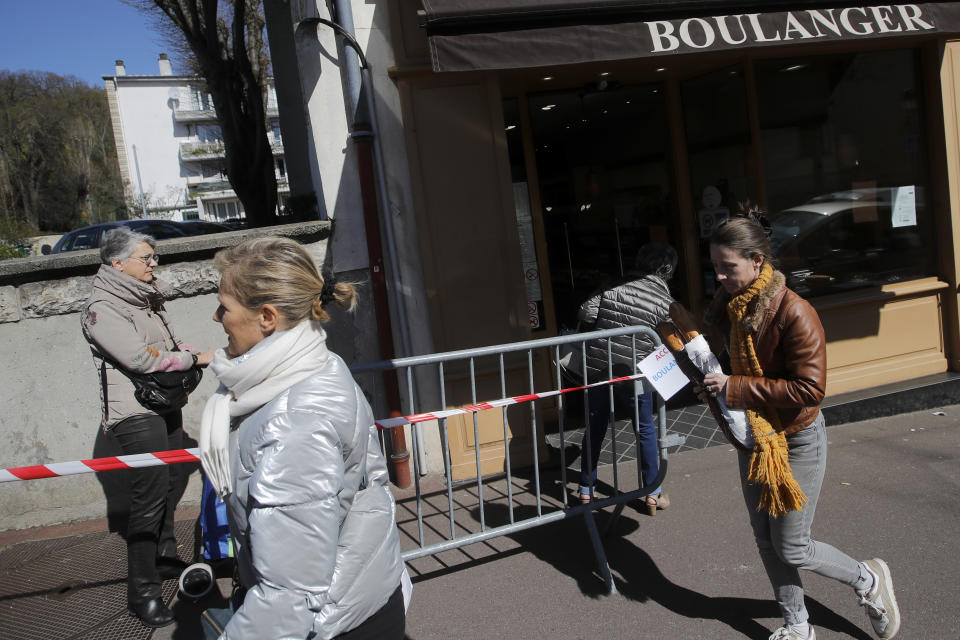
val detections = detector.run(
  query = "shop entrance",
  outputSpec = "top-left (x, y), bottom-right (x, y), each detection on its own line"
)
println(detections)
top-left (505, 66), bottom-right (761, 332)
top-left (679, 63), bottom-right (758, 301)
top-left (505, 79), bottom-right (680, 332)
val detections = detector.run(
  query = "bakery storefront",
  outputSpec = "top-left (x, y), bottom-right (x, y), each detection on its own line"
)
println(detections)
top-left (389, 1), bottom-right (960, 404)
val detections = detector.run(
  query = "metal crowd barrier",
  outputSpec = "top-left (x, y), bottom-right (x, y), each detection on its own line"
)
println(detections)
top-left (352, 325), bottom-right (682, 595)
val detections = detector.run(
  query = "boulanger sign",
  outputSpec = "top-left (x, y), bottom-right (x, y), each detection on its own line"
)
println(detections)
top-left (425, 2), bottom-right (960, 72)
top-left (648, 5), bottom-right (937, 53)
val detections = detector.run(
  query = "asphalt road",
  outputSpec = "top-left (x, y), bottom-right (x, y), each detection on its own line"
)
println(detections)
top-left (144, 406), bottom-right (959, 639)
top-left (396, 407), bottom-right (959, 640)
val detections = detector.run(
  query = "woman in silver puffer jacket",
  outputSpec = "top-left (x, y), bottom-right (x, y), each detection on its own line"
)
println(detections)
top-left (199, 236), bottom-right (407, 640)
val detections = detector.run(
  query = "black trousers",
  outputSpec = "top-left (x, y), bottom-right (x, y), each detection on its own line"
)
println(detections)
top-left (111, 411), bottom-right (185, 603)
top-left (336, 585), bottom-right (405, 640)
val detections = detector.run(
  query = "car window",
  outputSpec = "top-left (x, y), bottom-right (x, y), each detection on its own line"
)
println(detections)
top-left (131, 221), bottom-right (188, 239)
top-left (769, 209), bottom-right (823, 254)
top-left (61, 229), bottom-right (101, 251)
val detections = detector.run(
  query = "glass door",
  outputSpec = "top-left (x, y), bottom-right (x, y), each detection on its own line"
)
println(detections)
top-left (518, 80), bottom-right (676, 330)
top-left (681, 64), bottom-right (757, 300)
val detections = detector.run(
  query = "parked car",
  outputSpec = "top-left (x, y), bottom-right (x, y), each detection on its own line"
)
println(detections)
top-left (176, 220), bottom-right (232, 236)
top-left (42, 219), bottom-right (231, 254)
top-left (218, 217), bottom-right (249, 231)
top-left (769, 187), bottom-right (927, 296)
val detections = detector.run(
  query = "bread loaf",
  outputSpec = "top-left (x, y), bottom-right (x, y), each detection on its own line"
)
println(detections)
top-left (656, 321), bottom-right (686, 352)
top-left (669, 302), bottom-right (700, 341)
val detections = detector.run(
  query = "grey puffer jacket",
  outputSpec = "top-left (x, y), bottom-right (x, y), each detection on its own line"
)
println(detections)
top-left (81, 265), bottom-right (196, 428)
top-left (222, 349), bottom-right (404, 640)
top-left (578, 274), bottom-right (673, 382)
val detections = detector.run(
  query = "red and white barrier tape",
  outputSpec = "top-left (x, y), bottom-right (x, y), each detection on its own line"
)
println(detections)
top-left (0, 449), bottom-right (202, 483)
top-left (372, 373), bottom-right (640, 429)
top-left (0, 372), bottom-right (642, 483)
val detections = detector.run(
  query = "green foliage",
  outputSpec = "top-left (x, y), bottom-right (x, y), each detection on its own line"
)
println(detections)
top-left (0, 245), bottom-right (26, 260)
top-left (0, 71), bottom-right (127, 233)
top-left (0, 216), bottom-right (32, 244)
top-left (0, 217), bottom-right (31, 260)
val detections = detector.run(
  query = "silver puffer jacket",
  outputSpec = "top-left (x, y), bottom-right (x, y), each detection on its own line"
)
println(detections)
top-left (221, 351), bottom-right (404, 640)
top-left (577, 274), bottom-right (673, 382)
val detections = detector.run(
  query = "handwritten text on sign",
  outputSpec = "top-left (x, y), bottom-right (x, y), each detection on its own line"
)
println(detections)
top-left (639, 345), bottom-right (690, 401)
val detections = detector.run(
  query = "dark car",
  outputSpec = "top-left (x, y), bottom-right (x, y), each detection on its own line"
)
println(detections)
top-left (218, 218), bottom-right (249, 231)
top-left (42, 219), bottom-right (229, 254)
top-left (176, 220), bottom-right (232, 236)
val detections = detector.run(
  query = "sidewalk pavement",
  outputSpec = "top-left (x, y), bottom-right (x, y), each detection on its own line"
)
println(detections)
top-left (2, 406), bottom-right (958, 639)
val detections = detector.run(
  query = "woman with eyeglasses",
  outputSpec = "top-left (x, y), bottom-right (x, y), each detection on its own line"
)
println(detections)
top-left (697, 208), bottom-right (899, 640)
top-left (81, 227), bottom-right (214, 628)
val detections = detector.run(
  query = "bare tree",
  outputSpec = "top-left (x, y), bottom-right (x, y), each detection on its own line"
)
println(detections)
top-left (128, 0), bottom-right (278, 227)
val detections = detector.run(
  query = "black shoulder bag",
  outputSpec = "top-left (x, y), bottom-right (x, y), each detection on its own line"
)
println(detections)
top-left (96, 312), bottom-right (203, 413)
top-left (97, 346), bottom-right (203, 414)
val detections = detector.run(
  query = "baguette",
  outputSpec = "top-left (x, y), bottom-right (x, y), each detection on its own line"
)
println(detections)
top-left (657, 316), bottom-right (751, 452)
top-left (655, 321), bottom-right (686, 352)
top-left (668, 302), bottom-right (701, 342)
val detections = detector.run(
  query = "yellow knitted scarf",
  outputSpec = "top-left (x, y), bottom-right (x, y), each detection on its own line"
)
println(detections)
top-left (728, 262), bottom-right (807, 517)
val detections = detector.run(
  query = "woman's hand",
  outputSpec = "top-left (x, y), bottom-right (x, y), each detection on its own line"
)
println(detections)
top-left (194, 349), bottom-right (216, 367)
top-left (695, 372), bottom-right (728, 403)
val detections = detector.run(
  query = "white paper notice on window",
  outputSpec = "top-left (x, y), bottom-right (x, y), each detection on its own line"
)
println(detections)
top-left (891, 185), bottom-right (917, 228)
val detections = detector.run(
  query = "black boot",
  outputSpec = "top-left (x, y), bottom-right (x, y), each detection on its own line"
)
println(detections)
top-left (127, 535), bottom-right (169, 627)
top-left (156, 555), bottom-right (189, 580)
top-left (128, 598), bottom-right (176, 628)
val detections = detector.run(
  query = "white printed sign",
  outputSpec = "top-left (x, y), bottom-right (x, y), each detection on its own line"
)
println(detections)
top-left (891, 185), bottom-right (917, 228)
top-left (638, 345), bottom-right (689, 401)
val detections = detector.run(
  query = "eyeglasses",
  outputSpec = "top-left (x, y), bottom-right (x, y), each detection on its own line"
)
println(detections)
top-left (130, 253), bottom-right (159, 265)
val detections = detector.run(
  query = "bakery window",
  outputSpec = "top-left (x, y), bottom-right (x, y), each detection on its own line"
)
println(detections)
top-left (756, 48), bottom-right (935, 298)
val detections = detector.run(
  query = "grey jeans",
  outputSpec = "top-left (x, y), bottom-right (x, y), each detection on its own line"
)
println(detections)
top-left (738, 412), bottom-right (870, 625)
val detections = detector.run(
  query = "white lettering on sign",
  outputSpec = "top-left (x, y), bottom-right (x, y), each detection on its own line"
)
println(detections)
top-left (639, 346), bottom-right (689, 401)
top-left (648, 21), bottom-right (679, 52)
top-left (746, 13), bottom-right (783, 42)
top-left (645, 4), bottom-right (936, 53)
top-left (782, 12), bottom-right (816, 40)
top-left (840, 7), bottom-right (873, 35)
top-left (898, 4), bottom-right (934, 30)
top-left (870, 6), bottom-right (902, 33)
top-left (679, 18), bottom-right (715, 48)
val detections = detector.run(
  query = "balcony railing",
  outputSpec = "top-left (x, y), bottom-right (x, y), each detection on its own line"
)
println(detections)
top-left (174, 107), bottom-right (279, 123)
top-left (180, 141), bottom-right (226, 161)
top-left (186, 176), bottom-right (289, 201)
top-left (173, 108), bottom-right (218, 123)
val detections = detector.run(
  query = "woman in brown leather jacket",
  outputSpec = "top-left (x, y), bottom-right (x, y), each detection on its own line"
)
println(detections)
top-left (697, 214), bottom-right (900, 640)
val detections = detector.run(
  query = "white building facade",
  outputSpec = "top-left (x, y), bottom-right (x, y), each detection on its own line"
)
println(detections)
top-left (103, 54), bottom-right (288, 222)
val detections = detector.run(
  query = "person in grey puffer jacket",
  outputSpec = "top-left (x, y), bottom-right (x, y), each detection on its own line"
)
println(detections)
top-left (576, 243), bottom-right (677, 514)
top-left (198, 237), bottom-right (407, 640)
top-left (81, 228), bottom-right (213, 628)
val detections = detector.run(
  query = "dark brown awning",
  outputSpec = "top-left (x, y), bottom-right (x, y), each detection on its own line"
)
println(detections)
top-left (421, 1), bottom-right (960, 72)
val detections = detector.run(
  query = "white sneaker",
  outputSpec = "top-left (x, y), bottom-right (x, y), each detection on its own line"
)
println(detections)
top-left (769, 625), bottom-right (816, 640)
top-left (858, 558), bottom-right (901, 639)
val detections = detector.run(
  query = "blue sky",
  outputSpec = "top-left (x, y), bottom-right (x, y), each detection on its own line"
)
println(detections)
top-left (0, 0), bottom-right (170, 87)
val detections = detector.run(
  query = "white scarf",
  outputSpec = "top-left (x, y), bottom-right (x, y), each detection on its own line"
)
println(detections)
top-left (199, 320), bottom-right (330, 497)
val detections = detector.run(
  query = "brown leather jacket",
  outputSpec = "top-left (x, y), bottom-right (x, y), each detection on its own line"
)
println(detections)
top-left (705, 269), bottom-right (826, 435)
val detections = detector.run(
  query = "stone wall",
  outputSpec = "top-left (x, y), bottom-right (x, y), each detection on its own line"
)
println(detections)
top-left (0, 222), bottom-right (391, 532)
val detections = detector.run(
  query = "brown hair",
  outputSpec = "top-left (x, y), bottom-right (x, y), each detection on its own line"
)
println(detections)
top-left (709, 202), bottom-right (775, 266)
top-left (214, 236), bottom-right (357, 324)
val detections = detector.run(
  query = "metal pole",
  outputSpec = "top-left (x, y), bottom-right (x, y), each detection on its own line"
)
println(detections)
top-left (311, 3), bottom-right (422, 479)
top-left (131, 144), bottom-right (148, 218)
